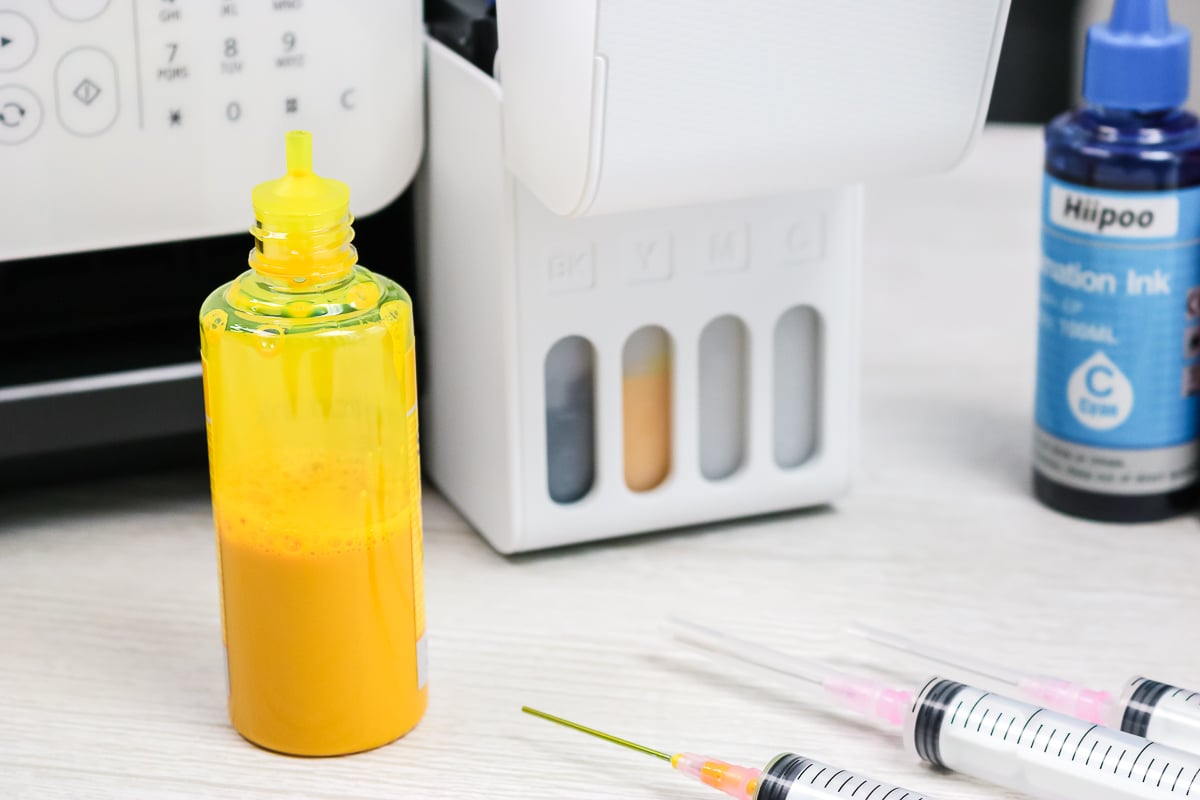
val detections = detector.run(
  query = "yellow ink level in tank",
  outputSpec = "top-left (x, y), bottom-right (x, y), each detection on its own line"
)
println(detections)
top-left (199, 131), bottom-right (427, 756)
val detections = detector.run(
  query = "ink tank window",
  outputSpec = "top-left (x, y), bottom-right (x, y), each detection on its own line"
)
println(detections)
top-left (623, 326), bottom-right (673, 493)
top-left (699, 315), bottom-right (749, 481)
top-left (544, 336), bottom-right (596, 505)
top-left (774, 306), bottom-right (821, 469)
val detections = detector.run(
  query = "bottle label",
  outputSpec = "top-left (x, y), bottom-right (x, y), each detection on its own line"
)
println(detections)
top-left (1036, 177), bottom-right (1200, 495)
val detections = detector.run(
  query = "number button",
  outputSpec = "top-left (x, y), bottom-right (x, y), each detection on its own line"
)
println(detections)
top-left (220, 36), bottom-right (244, 75)
top-left (276, 31), bottom-right (303, 68)
top-left (157, 43), bottom-right (187, 81)
top-left (226, 101), bottom-right (241, 122)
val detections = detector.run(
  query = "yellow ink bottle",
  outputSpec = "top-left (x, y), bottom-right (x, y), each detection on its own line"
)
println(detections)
top-left (200, 131), bottom-right (427, 755)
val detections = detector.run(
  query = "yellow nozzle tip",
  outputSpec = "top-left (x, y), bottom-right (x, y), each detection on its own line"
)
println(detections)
top-left (285, 130), bottom-right (313, 175)
top-left (252, 131), bottom-right (350, 225)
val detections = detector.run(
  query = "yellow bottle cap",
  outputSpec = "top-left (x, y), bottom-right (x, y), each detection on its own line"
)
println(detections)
top-left (251, 130), bottom-right (350, 231)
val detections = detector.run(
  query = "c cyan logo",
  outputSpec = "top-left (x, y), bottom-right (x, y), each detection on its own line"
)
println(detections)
top-left (1067, 351), bottom-right (1134, 430)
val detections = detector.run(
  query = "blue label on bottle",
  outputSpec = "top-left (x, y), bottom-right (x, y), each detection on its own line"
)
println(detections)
top-left (1035, 176), bottom-right (1200, 494)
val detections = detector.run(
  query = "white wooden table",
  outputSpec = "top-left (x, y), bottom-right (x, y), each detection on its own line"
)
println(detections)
top-left (3, 126), bottom-right (1198, 800)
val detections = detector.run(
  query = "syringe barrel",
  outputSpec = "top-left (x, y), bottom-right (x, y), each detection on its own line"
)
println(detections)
top-left (906, 678), bottom-right (1200, 800)
top-left (1117, 678), bottom-right (1200, 757)
top-left (754, 754), bottom-right (933, 800)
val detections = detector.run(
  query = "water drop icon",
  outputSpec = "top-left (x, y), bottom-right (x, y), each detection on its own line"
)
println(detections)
top-left (1067, 351), bottom-right (1134, 430)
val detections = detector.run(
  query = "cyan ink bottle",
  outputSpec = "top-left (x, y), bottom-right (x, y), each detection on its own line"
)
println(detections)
top-left (1035, 0), bottom-right (1200, 521)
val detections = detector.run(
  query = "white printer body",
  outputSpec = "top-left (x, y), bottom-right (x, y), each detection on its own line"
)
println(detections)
top-left (418, 0), bottom-right (1013, 552)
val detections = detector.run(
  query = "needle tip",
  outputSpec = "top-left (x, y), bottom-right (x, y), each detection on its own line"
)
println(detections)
top-left (519, 705), bottom-right (673, 762)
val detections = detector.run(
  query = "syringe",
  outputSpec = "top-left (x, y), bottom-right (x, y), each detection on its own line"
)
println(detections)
top-left (670, 619), bottom-right (1200, 800)
top-left (522, 706), bottom-right (937, 800)
top-left (850, 624), bottom-right (1200, 757)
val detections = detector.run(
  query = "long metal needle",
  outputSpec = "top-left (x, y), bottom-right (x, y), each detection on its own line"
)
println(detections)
top-left (521, 706), bottom-right (673, 762)
top-left (848, 623), bottom-right (1026, 687)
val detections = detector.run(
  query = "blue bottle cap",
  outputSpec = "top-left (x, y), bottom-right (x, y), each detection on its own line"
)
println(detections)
top-left (1083, 0), bottom-right (1191, 111)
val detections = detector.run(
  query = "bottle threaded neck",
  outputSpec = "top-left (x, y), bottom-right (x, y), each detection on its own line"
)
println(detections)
top-left (249, 214), bottom-right (358, 284)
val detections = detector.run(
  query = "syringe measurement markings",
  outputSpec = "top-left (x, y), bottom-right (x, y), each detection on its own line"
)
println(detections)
top-left (962, 694), bottom-right (989, 730)
top-left (798, 763), bottom-right (815, 781)
top-left (839, 774), bottom-right (856, 792)
top-left (811, 767), bottom-right (828, 785)
top-left (852, 779), bottom-right (869, 796)
top-left (1129, 743), bottom-right (1152, 778)
top-left (1018, 709), bottom-right (1045, 744)
top-left (1029, 724), bottom-right (1044, 749)
top-left (880, 787), bottom-right (901, 800)
top-left (1072, 726), bottom-right (1099, 761)
top-left (1003, 715), bottom-right (1017, 741)
top-left (946, 696), bottom-right (1200, 796)
top-left (950, 700), bottom-right (965, 726)
top-left (863, 784), bottom-right (881, 800)
top-left (825, 769), bottom-right (846, 788)
top-left (1187, 692), bottom-right (1199, 703)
